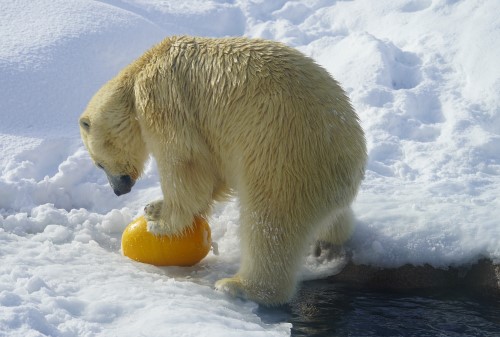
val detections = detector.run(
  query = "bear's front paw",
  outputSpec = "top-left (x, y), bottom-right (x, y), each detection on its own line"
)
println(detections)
top-left (144, 199), bottom-right (163, 221)
top-left (146, 219), bottom-right (169, 236)
top-left (144, 199), bottom-right (171, 236)
top-left (144, 199), bottom-right (195, 236)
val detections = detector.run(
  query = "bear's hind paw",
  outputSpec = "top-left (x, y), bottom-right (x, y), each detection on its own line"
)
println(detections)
top-left (215, 277), bottom-right (247, 300)
top-left (312, 241), bottom-right (345, 261)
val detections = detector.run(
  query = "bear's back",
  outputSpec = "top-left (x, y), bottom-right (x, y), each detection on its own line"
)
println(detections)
top-left (133, 36), bottom-right (366, 206)
top-left (147, 37), bottom-right (360, 141)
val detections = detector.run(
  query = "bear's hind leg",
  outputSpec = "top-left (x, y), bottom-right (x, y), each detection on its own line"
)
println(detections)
top-left (313, 207), bottom-right (355, 259)
top-left (216, 209), bottom-right (310, 306)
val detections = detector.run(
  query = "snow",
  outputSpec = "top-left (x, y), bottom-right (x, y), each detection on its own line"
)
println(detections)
top-left (1, 0), bottom-right (499, 335)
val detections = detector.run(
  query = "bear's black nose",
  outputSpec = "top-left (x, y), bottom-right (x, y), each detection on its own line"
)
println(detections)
top-left (120, 175), bottom-right (133, 186)
top-left (106, 174), bottom-right (136, 196)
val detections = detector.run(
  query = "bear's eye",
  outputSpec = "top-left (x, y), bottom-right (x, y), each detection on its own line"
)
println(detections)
top-left (96, 163), bottom-right (105, 170)
top-left (80, 118), bottom-right (91, 131)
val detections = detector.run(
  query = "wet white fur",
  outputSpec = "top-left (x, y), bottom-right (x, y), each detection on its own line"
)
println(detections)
top-left (80, 36), bottom-right (367, 305)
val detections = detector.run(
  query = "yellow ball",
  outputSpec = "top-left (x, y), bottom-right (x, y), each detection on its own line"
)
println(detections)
top-left (121, 216), bottom-right (211, 266)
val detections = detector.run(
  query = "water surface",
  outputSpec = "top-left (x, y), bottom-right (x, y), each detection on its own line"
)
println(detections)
top-left (259, 280), bottom-right (500, 336)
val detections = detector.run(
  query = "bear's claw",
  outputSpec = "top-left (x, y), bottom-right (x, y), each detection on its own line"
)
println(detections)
top-left (144, 199), bottom-right (163, 221)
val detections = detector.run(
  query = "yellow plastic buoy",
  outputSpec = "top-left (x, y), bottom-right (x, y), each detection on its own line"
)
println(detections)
top-left (121, 216), bottom-right (211, 266)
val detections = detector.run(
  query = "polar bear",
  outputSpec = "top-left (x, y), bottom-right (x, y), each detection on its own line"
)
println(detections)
top-left (79, 36), bottom-right (366, 305)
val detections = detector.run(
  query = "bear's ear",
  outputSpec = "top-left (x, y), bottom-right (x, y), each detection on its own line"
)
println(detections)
top-left (79, 117), bottom-right (91, 132)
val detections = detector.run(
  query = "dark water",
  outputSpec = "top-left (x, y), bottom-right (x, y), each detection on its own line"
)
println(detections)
top-left (258, 280), bottom-right (500, 337)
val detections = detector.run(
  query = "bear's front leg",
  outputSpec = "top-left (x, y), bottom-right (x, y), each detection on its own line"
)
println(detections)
top-left (313, 207), bottom-right (355, 259)
top-left (145, 146), bottom-right (218, 236)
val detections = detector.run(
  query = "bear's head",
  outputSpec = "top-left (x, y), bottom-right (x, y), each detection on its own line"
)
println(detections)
top-left (79, 79), bottom-right (148, 196)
